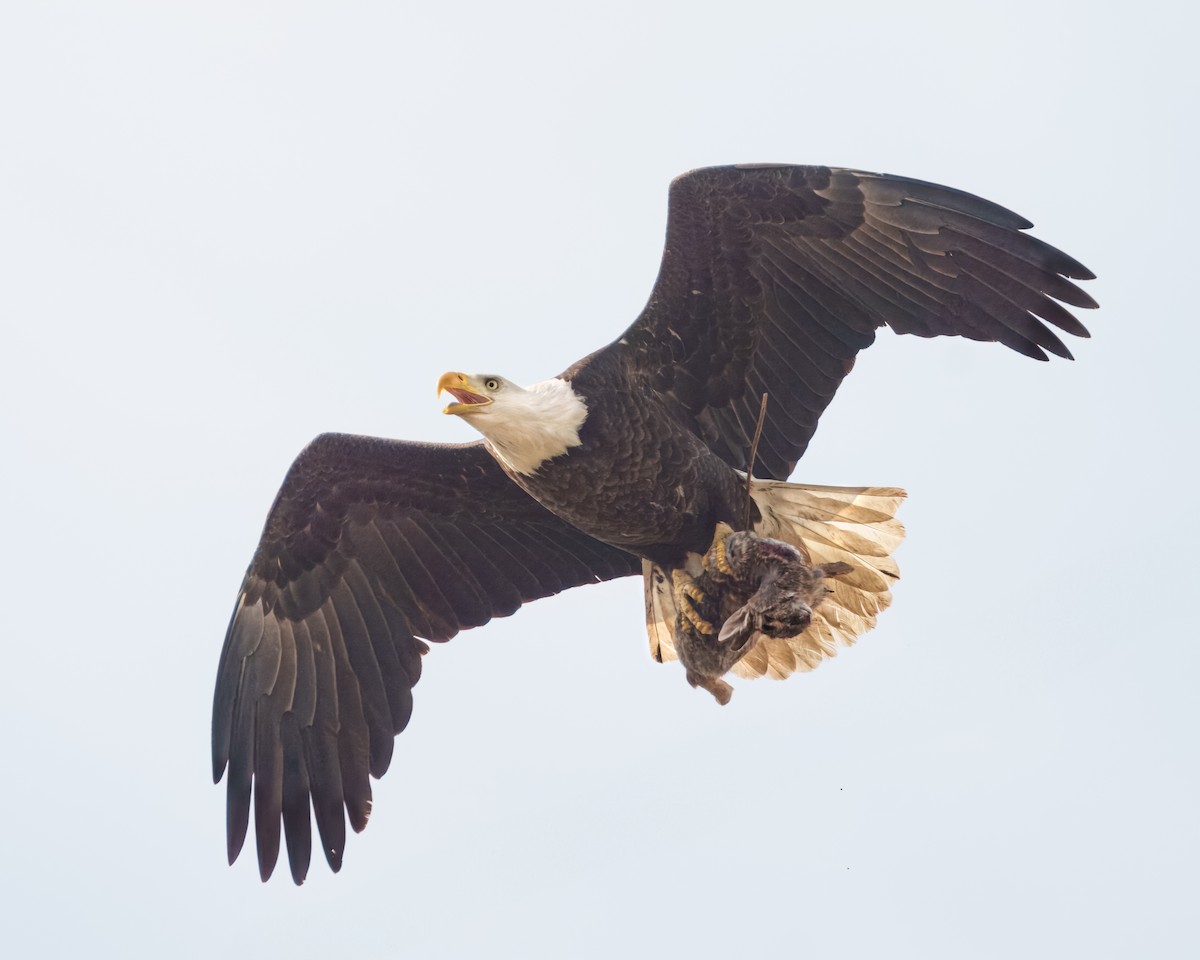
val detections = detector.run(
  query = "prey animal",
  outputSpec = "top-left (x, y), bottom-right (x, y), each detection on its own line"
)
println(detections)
top-left (672, 523), bottom-right (854, 704)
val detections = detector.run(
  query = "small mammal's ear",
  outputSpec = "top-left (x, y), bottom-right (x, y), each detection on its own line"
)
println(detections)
top-left (717, 606), bottom-right (756, 649)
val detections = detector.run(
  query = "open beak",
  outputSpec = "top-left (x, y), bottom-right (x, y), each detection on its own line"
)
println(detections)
top-left (438, 371), bottom-right (493, 415)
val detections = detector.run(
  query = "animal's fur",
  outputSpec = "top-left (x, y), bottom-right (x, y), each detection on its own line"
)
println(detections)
top-left (673, 523), bottom-right (853, 704)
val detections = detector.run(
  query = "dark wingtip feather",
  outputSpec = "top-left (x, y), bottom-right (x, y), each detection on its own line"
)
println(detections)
top-left (304, 724), bottom-right (347, 873)
top-left (254, 754), bottom-right (284, 882)
top-left (212, 595), bottom-right (259, 785)
top-left (1048, 341), bottom-right (1075, 361)
top-left (1027, 237), bottom-right (1097, 284)
top-left (212, 734), bottom-right (229, 786)
top-left (226, 771), bottom-right (251, 866)
top-left (347, 795), bottom-right (372, 834)
top-left (369, 733), bottom-right (394, 780)
top-left (1008, 336), bottom-right (1050, 361)
top-left (254, 783), bottom-right (282, 881)
top-left (1058, 258), bottom-right (1096, 282)
top-left (280, 713), bottom-right (313, 885)
top-left (258, 849), bottom-right (278, 882)
top-left (1031, 316), bottom-right (1075, 360)
top-left (1069, 285), bottom-right (1099, 308)
top-left (1046, 278), bottom-right (1099, 310)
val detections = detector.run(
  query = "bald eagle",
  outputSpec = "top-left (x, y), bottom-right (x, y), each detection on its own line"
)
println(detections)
top-left (213, 164), bottom-right (1096, 883)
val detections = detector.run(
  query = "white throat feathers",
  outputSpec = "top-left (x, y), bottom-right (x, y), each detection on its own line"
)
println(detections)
top-left (470, 377), bottom-right (588, 475)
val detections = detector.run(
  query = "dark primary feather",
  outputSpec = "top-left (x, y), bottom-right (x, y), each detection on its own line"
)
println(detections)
top-left (610, 165), bottom-right (1097, 480)
top-left (212, 434), bottom-right (640, 882)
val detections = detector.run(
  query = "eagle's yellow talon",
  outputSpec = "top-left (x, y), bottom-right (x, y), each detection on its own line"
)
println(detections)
top-left (712, 536), bottom-right (734, 576)
top-left (681, 605), bottom-right (716, 636)
top-left (701, 522), bottom-right (736, 577)
top-left (673, 570), bottom-right (716, 635)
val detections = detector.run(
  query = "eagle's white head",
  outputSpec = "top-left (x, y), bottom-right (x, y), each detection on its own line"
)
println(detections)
top-left (437, 371), bottom-right (588, 476)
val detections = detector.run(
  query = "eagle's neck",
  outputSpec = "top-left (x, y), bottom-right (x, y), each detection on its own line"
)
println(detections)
top-left (479, 378), bottom-right (588, 476)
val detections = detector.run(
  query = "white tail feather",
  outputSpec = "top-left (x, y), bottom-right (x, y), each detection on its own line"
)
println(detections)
top-left (643, 480), bottom-right (906, 681)
top-left (644, 560), bottom-right (678, 665)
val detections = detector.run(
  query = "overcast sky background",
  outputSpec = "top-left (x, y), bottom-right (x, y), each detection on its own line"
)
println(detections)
top-left (2, 2), bottom-right (1196, 957)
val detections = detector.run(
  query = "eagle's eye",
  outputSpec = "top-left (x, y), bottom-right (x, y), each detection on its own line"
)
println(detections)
top-left (485, 378), bottom-right (500, 391)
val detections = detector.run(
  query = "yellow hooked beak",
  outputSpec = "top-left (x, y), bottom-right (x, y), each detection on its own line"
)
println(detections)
top-left (437, 371), bottom-right (494, 415)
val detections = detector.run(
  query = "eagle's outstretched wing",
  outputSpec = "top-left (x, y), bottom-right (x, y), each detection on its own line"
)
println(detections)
top-left (212, 433), bottom-right (640, 883)
top-left (606, 164), bottom-right (1096, 479)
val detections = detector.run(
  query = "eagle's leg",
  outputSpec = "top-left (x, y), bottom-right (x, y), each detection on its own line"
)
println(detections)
top-left (700, 521), bottom-right (738, 582)
top-left (668, 522), bottom-right (740, 640)
top-left (669, 523), bottom-right (747, 706)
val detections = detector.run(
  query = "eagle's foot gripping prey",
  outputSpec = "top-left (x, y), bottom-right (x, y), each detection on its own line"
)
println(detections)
top-left (674, 523), bottom-right (854, 705)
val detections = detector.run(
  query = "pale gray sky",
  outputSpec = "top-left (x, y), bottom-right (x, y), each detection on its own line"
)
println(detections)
top-left (2, 2), bottom-right (1196, 957)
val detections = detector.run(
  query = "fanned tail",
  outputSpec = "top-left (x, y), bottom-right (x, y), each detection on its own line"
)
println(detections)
top-left (644, 480), bottom-right (906, 680)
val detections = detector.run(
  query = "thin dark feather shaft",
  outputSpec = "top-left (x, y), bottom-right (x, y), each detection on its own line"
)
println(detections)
top-left (743, 392), bottom-right (769, 530)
